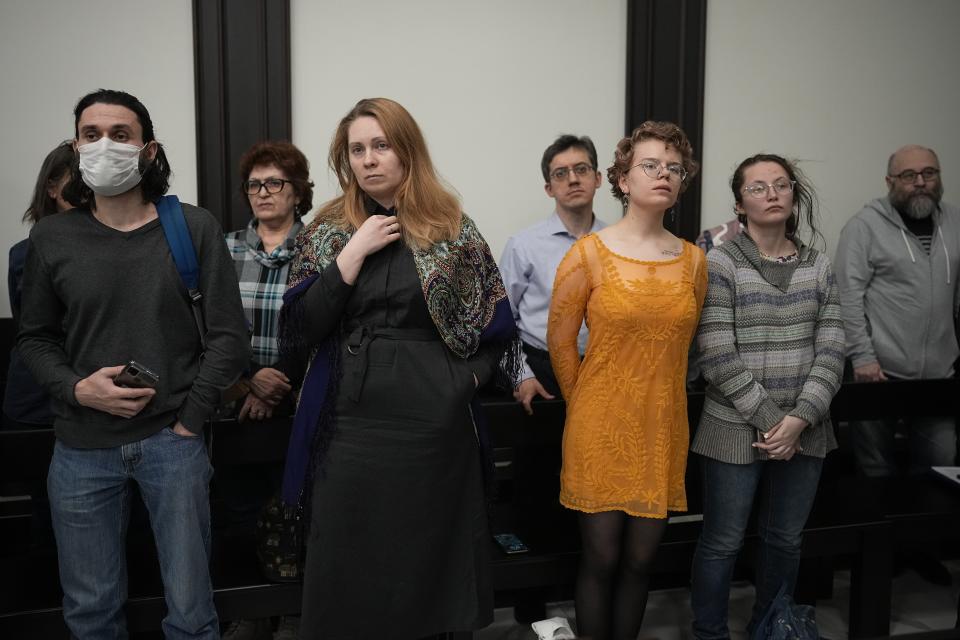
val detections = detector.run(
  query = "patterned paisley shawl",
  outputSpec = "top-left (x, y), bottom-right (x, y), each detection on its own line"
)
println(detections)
top-left (277, 213), bottom-right (521, 506)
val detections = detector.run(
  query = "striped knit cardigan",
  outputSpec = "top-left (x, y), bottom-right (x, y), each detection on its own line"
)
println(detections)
top-left (692, 232), bottom-right (845, 464)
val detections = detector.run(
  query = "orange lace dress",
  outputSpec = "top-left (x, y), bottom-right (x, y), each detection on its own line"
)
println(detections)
top-left (547, 234), bottom-right (706, 518)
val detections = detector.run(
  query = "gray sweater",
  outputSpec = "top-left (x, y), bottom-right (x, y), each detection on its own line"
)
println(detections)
top-left (17, 204), bottom-right (249, 448)
top-left (693, 233), bottom-right (844, 464)
top-left (835, 197), bottom-right (960, 379)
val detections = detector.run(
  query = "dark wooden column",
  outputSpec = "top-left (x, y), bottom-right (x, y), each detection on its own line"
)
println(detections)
top-left (626, 0), bottom-right (707, 241)
top-left (193, 0), bottom-right (291, 231)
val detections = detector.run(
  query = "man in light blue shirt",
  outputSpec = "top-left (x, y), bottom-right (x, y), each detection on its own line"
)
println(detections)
top-left (499, 134), bottom-right (606, 414)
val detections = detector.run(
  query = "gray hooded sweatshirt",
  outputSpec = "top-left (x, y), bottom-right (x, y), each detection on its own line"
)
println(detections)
top-left (835, 196), bottom-right (960, 379)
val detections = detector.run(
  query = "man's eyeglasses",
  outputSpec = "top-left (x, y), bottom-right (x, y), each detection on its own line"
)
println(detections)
top-left (243, 178), bottom-right (292, 195)
top-left (889, 168), bottom-right (940, 184)
top-left (550, 163), bottom-right (595, 182)
top-left (630, 159), bottom-right (687, 182)
top-left (742, 180), bottom-right (796, 199)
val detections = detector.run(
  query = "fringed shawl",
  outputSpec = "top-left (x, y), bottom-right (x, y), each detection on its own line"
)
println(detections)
top-left (278, 213), bottom-right (521, 506)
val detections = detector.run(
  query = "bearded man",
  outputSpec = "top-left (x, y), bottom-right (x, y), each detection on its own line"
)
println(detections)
top-left (836, 144), bottom-right (959, 477)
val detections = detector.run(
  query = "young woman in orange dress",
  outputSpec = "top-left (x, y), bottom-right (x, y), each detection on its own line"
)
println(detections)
top-left (547, 121), bottom-right (707, 640)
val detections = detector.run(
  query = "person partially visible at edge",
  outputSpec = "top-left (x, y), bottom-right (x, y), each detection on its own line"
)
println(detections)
top-left (277, 97), bottom-right (519, 639)
top-left (690, 154), bottom-right (844, 639)
top-left (547, 121), bottom-right (706, 640)
top-left (835, 144), bottom-right (959, 477)
top-left (17, 89), bottom-right (249, 639)
top-left (499, 134), bottom-right (605, 415)
top-left (3, 141), bottom-right (74, 429)
top-left (836, 144), bottom-right (958, 587)
top-left (220, 140), bottom-right (313, 640)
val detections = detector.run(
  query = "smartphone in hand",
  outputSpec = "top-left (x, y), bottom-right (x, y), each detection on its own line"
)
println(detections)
top-left (114, 360), bottom-right (160, 389)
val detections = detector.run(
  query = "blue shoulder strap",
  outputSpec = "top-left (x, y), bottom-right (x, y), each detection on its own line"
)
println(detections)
top-left (156, 195), bottom-right (200, 295)
top-left (156, 195), bottom-right (206, 348)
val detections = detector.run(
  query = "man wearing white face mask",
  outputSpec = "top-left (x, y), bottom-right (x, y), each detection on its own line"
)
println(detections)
top-left (17, 89), bottom-right (249, 639)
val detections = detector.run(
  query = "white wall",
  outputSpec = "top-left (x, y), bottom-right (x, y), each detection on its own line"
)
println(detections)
top-left (0, 0), bottom-right (197, 318)
top-left (7, 0), bottom-right (953, 316)
top-left (701, 0), bottom-right (960, 257)
top-left (290, 0), bottom-right (627, 260)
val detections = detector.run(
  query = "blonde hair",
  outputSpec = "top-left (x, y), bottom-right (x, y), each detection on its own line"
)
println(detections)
top-left (318, 98), bottom-right (461, 249)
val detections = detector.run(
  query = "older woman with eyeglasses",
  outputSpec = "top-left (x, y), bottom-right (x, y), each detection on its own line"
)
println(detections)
top-left (547, 121), bottom-right (706, 640)
top-left (690, 154), bottom-right (844, 639)
top-left (220, 141), bottom-right (314, 638)
top-left (224, 141), bottom-right (314, 424)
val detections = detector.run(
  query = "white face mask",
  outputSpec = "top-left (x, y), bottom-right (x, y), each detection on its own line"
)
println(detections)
top-left (77, 137), bottom-right (148, 197)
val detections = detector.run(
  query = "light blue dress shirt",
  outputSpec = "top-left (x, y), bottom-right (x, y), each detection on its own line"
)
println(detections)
top-left (499, 212), bottom-right (606, 381)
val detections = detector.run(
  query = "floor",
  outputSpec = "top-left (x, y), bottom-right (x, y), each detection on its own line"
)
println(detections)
top-left (477, 560), bottom-right (960, 640)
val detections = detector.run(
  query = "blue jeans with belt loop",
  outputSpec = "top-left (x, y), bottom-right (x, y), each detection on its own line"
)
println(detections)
top-left (47, 426), bottom-right (219, 640)
top-left (690, 453), bottom-right (823, 640)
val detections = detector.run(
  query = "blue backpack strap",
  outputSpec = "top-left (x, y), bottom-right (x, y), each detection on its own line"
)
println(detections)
top-left (156, 195), bottom-right (199, 293)
top-left (156, 195), bottom-right (206, 349)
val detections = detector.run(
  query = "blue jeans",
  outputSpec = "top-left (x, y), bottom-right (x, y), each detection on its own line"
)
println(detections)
top-left (47, 427), bottom-right (218, 640)
top-left (852, 417), bottom-right (958, 477)
top-left (690, 454), bottom-right (823, 640)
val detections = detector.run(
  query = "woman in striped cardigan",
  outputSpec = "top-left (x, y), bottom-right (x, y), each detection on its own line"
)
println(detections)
top-left (690, 154), bottom-right (845, 639)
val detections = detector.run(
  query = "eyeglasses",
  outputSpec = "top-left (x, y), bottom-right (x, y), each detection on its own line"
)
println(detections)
top-left (550, 163), bottom-right (595, 182)
top-left (743, 180), bottom-right (796, 199)
top-left (630, 159), bottom-right (687, 182)
top-left (889, 167), bottom-right (940, 183)
top-left (243, 178), bottom-right (292, 195)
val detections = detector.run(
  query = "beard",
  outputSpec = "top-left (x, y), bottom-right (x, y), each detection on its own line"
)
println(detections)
top-left (891, 184), bottom-right (942, 220)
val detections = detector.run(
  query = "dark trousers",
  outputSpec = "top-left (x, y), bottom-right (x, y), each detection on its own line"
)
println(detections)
top-left (513, 343), bottom-right (563, 513)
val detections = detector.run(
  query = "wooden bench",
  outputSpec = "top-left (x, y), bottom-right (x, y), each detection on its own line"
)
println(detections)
top-left (0, 417), bottom-right (302, 638)
top-left (1, 379), bottom-right (958, 637)
top-left (481, 396), bottom-right (898, 638)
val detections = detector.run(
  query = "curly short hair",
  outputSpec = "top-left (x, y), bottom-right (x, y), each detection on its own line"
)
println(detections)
top-left (606, 121), bottom-right (699, 202)
top-left (239, 141), bottom-right (314, 216)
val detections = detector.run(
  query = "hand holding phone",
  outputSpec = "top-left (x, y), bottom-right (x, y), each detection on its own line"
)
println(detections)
top-left (114, 360), bottom-right (160, 389)
top-left (74, 365), bottom-right (156, 418)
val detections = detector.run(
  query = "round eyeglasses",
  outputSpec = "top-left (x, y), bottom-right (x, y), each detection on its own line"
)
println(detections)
top-left (630, 159), bottom-right (687, 182)
top-left (743, 180), bottom-right (795, 199)
top-left (243, 178), bottom-right (292, 195)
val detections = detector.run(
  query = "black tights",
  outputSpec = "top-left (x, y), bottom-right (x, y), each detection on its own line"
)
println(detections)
top-left (575, 511), bottom-right (667, 640)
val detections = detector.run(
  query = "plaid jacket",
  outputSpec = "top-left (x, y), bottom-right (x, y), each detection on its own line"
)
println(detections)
top-left (224, 219), bottom-right (303, 370)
